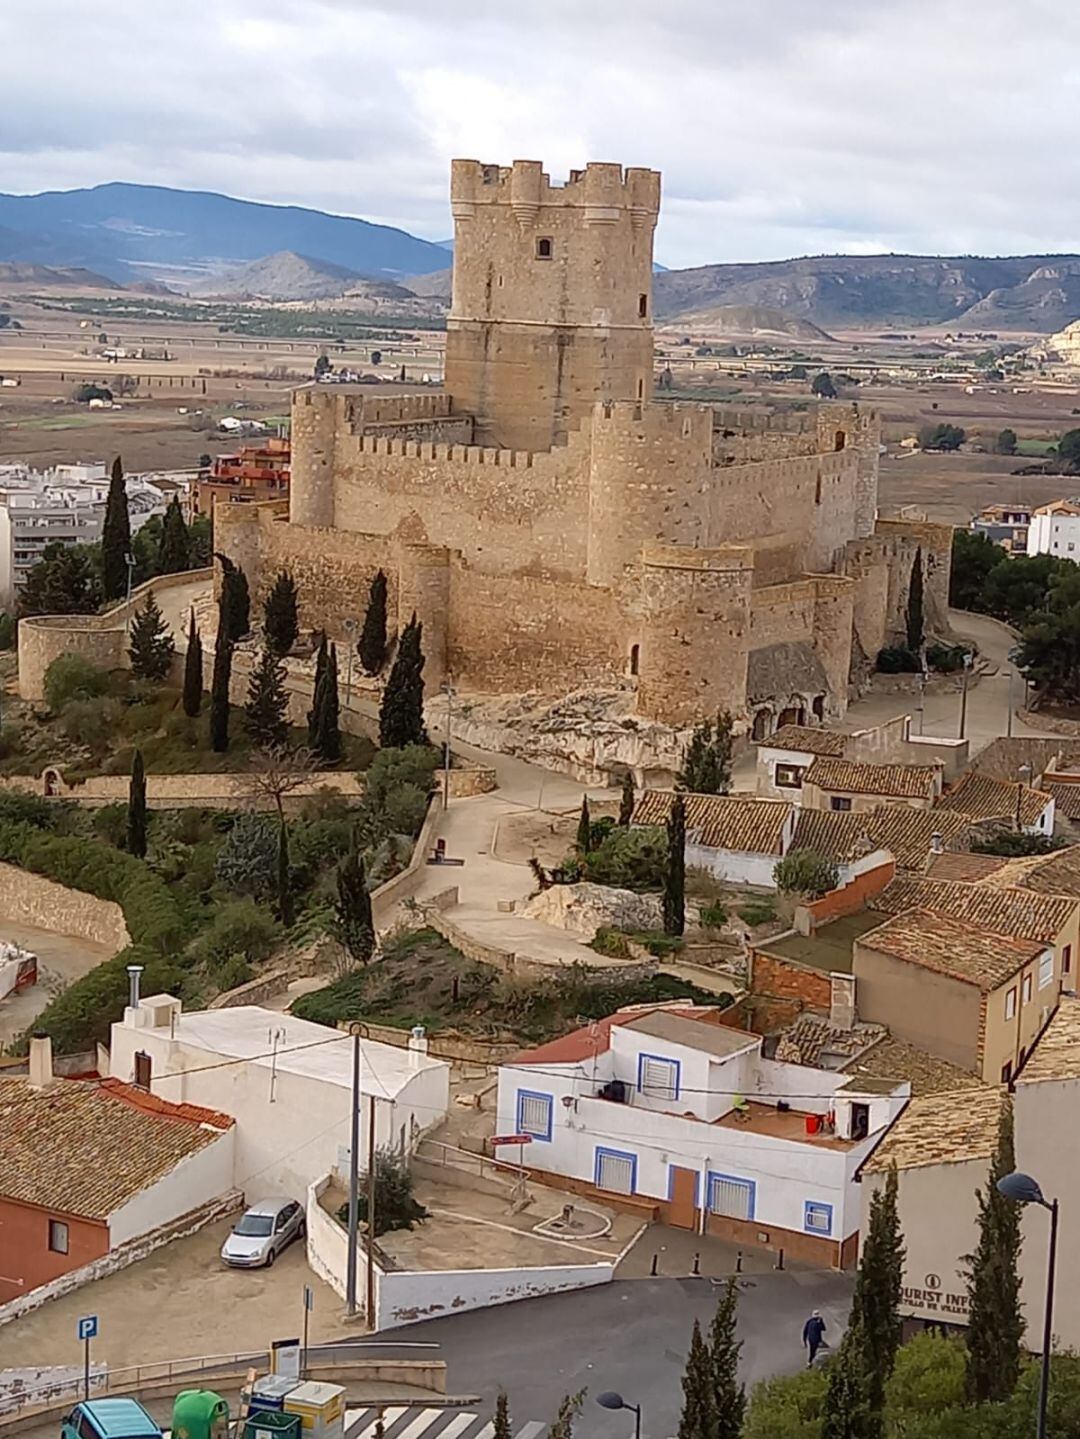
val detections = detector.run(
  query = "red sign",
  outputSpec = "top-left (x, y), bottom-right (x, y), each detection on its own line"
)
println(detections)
top-left (490, 1134), bottom-right (533, 1147)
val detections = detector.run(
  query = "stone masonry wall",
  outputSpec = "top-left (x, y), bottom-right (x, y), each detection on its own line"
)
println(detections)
top-left (0, 862), bottom-right (130, 951)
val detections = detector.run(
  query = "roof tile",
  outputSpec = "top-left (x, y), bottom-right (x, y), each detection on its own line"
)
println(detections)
top-left (633, 791), bottom-right (792, 856)
top-left (856, 908), bottom-right (1044, 991)
top-left (937, 771), bottom-right (1052, 828)
top-left (761, 725), bottom-right (847, 758)
top-left (862, 1086), bottom-right (1004, 1173)
top-left (804, 757), bottom-right (941, 800)
top-left (1017, 996), bottom-right (1080, 1083)
top-left (872, 874), bottom-right (1077, 942)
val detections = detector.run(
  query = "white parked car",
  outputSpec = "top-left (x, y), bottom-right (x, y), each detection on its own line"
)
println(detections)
top-left (220, 1198), bottom-right (304, 1268)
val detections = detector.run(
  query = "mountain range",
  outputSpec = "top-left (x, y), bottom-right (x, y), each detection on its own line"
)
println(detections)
top-left (1, 182), bottom-right (1079, 331)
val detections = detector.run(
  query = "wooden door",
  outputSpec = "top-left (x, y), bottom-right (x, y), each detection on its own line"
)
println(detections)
top-left (668, 1166), bottom-right (698, 1230)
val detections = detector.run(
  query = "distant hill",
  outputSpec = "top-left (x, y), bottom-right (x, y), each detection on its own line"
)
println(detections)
top-left (0, 261), bottom-right (122, 292)
top-left (667, 303), bottom-right (833, 341)
top-left (654, 254), bottom-right (1080, 332)
top-left (191, 251), bottom-right (405, 301)
top-left (0, 183), bottom-right (451, 284)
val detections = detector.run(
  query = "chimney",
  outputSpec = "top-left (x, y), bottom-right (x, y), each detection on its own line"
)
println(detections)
top-left (929, 831), bottom-right (943, 855)
top-left (127, 964), bottom-right (144, 1009)
top-left (408, 1025), bottom-right (429, 1068)
top-left (29, 1032), bottom-right (53, 1090)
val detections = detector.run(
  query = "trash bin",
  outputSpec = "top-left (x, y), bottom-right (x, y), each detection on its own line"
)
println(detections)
top-left (245, 1410), bottom-right (302, 1439)
top-left (805, 1114), bottom-right (821, 1135)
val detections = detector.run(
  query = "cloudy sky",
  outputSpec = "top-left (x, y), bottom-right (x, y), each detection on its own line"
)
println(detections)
top-left (3, 0), bottom-right (1080, 269)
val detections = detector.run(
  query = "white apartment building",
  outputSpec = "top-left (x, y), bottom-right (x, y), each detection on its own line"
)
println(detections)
top-left (1027, 499), bottom-right (1080, 560)
top-left (496, 1002), bottom-right (908, 1269)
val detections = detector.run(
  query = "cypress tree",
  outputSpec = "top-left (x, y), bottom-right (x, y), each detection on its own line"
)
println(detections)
top-left (618, 770), bottom-right (636, 826)
top-left (821, 1325), bottom-right (870, 1439)
top-left (677, 1318), bottom-right (718, 1439)
top-left (264, 570), bottom-right (299, 656)
top-left (216, 553), bottom-right (250, 642)
top-left (312, 643), bottom-right (342, 763)
top-left (331, 845), bottom-right (375, 966)
top-left (709, 711), bottom-right (734, 795)
top-left (359, 569), bottom-right (388, 674)
top-left (308, 633), bottom-right (328, 746)
top-left (128, 591), bottom-right (175, 682)
top-left (677, 720), bottom-right (710, 793)
top-left (492, 1391), bottom-right (511, 1439)
top-left (708, 1278), bottom-right (745, 1439)
top-left (664, 794), bottom-right (686, 937)
top-left (678, 713), bottom-right (733, 794)
top-left (158, 495), bottom-right (191, 574)
top-left (126, 748), bottom-right (147, 859)
top-left (576, 796), bottom-right (592, 853)
top-left (379, 613), bottom-right (426, 749)
top-left (964, 1100), bottom-right (1025, 1403)
top-left (210, 633), bottom-right (233, 752)
top-left (906, 548), bottom-right (925, 656)
top-left (245, 644), bottom-right (289, 750)
top-left (183, 609), bottom-right (203, 718)
top-left (102, 455), bottom-right (132, 601)
top-left (276, 819), bottom-right (294, 928)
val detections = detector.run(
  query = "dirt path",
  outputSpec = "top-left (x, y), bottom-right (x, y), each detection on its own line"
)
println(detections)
top-left (0, 921), bottom-right (114, 1045)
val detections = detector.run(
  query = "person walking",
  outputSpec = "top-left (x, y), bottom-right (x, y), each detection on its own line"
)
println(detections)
top-left (803, 1310), bottom-right (828, 1367)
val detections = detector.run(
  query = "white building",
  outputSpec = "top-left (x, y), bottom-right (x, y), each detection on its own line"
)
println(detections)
top-left (1027, 499), bottom-right (1080, 560)
top-left (496, 1003), bottom-right (908, 1269)
top-left (110, 997), bottom-right (451, 1199)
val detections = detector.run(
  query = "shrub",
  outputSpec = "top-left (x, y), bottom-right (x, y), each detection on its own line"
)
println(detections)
top-left (61, 697), bottom-right (122, 748)
top-left (44, 654), bottom-right (111, 713)
top-left (92, 802), bottom-right (130, 849)
top-left (191, 899), bottom-right (279, 969)
top-left (574, 825), bottom-right (668, 891)
top-left (875, 645), bottom-right (921, 674)
top-left (773, 848), bottom-right (839, 898)
top-left (591, 926), bottom-right (630, 958)
top-left (926, 642), bottom-right (968, 673)
top-left (700, 900), bottom-right (728, 929)
top-left (0, 612), bottom-right (14, 651)
top-left (0, 790), bottom-right (64, 830)
top-left (336, 1147), bottom-right (428, 1236)
top-left (971, 831), bottom-right (1066, 857)
top-left (738, 896), bottom-right (778, 926)
top-left (215, 811), bottom-right (278, 900)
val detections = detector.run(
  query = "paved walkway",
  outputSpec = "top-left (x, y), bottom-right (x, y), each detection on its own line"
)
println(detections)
top-left (0, 921), bottom-right (115, 1045)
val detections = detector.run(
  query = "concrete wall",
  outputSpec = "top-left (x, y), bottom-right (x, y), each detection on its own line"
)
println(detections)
top-left (0, 1200), bottom-right (106, 1305)
top-left (0, 863), bottom-right (129, 951)
top-left (1015, 1071), bottom-right (1080, 1351)
top-left (305, 1174), bottom-right (352, 1302)
top-left (107, 1126), bottom-right (235, 1247)
top-left (378, 1260), bottom-right (613, 1328)
top-left (853, 944), bottom-right (982, 1072)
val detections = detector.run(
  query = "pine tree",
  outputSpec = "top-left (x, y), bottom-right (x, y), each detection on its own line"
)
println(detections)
top-left (276, 818), bottom-right (294, 928)
top-left (576, 795), bottom-right (592, 853)
top-left (126, 748), bottom-right (147, 859)
top-left (618, 770), bottom-right (636, 826)
top-left (128, 591), bottom-right (175, 681)
top-left (964, 1100), bottom-right (1025, 1403)
top-left (547, 1392), bottom-right (584, 1439)
top-left (379, 613), bottom-right (426, 749)
top-left (906, 548), bottom-right (925, 656)
top-left (183, 610), bottom-right (203, 717)
top-left (101, 455), bottom-right (132, 601)
top-left (210, 634), bottom-right (233, 753)
top-left (312, 643), bottom-right (342, 763)
top-left (245, 644), bottom-right (289, 750)
top-left (677, 1318), bottom-right (718, 1439)
top-left (360, 569), bottom-right (388, 674)
top-left (308, 633), bottom-right (329, 745)
top-left (664, 794), bottom-right (686, 936)
top-left (264, 570), bottom-right (299, 656)
top-left (492, 1391), bottom-right (511, 1439)
top-left (332, 845), bottom-right (375, 965)
top-left (158, 495), bottom-right (191, 574)
top-left (708, 1278), bottom-right (745, 1439)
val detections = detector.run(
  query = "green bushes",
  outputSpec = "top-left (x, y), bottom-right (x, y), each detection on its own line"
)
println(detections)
top-left (926, 642), bottom-right (968, 673)
top-left (738, 895), bottom-right (778, 926)
top-left (44, 654), bottom-right (111, 712)
top-left (215, 812), bottom-right (278, 900)
top-left (700, 900), bottom-right (728, 929)
top-left (875, 645), bottom-right (921, 674)
top-left (570, 825), bottom-right (669, 891)
top-left (188, 899), bottom-right (280, 980)
top-left (773, 848), bottom-right (839, 899)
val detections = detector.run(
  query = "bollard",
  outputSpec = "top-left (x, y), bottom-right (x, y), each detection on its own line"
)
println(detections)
top-left (650, 1252), bottom-right (658, 1277)
top-left (692, 1252), bottom-right (701, 1276)
top-left (736, 1251), bottom-right (743, 1273)
top-left (775, 1248), bottom-right (785, 1271)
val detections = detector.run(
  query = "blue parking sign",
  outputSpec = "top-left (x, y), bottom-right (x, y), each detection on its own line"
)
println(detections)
top-left (77, 1316), bottom-right (98, 1342)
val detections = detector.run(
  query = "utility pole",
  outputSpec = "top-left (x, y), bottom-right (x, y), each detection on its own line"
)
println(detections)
top-left (1007, 666), bottom-right (1014, 739)
top-left (346, 1026), bottom-right (361, 1316)
top-left (958, 654), bottom-right (972, 740)
top-left (366, 1092), bottom-right (377, 1329)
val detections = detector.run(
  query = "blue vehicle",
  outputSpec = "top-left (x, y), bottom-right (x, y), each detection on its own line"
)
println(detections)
top-left (62, 1399), bottom-right (163, 1439)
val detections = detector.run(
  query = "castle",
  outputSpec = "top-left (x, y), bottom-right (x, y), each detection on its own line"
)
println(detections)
top-left (217, 159), bottom-right (951, 737)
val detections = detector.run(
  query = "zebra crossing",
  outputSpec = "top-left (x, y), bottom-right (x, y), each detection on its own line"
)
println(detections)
top-left (344, 1405), bottom-right (547, 1439)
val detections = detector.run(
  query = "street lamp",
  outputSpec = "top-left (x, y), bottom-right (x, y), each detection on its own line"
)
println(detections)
top-left (997, 1171), bottom-right (1059, 1439)
top-left (597, 1392), bottom-right (641, 1439)
top-left (1015, 762), bottom-right (1034, 832)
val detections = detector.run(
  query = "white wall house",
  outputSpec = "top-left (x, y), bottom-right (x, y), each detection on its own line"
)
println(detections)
top-left (496, 1004), bottom-right (908, 1268)
top-left (110, 997), bottom-right (451, 1200)
top-left (1028, 500), bottom-right (1080, 560)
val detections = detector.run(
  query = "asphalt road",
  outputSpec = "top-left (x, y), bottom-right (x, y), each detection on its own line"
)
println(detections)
top-left (387, 1272), bottom-right (853, 1439)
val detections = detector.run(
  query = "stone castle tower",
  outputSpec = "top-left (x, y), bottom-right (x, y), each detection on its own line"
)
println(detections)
top-left (445, 159), bottom-right (661, 451)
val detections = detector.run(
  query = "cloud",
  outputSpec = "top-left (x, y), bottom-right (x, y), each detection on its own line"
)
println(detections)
top-left (2, 0), bottom-right (1080, 265)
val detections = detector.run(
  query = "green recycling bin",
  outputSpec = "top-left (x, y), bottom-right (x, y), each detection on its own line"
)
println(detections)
top-left (245, 1411), bottom-right (302, 1439)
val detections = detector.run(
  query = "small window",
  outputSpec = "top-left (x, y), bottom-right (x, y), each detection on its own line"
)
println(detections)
top-left (638, 293), bottom-right (648, 318)
top-left (48, 1219), bottom-right (69, 1254)
top-left (1005, 987), bottom-right (1017, 1020)
top-left (516, 1089), bottom-right (552, 1141)
top-left (1064, 944), bottom-right (1072, 975)
top-left (1039, 952), bottom-right (1055, 990)
top-left (815, 473), bottom-right (822, 505)
top-left (775, 763), bottom-right (804, 789)
top-left (134, 1050), bottom-right (151, 1089)
top-left (1001, 1061), bottom-right (1013, 1084)
top-left (1023, 974), bottom-right (1033, 1004)
top-left (535, 237), bottom-right (553, 260)
top-left (831, 796), bottom-right (853, 812)
top-left (595, 1147), bottom-right (636, 1195)
top-left (638, 1054), bottom-right (679, 1101)
top-left (804, 1201), bottom-right (833, 1235)
top-left (629, 643), bottom-right (640, 677)
top-left (707, 1172), bottom-right (755, 1220)
top-left (835, 431), bottom-right (846, 452)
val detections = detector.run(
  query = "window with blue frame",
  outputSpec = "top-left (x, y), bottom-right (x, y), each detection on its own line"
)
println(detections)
top-left (594, 1146), bottom-right (637, 1195)
top-left (637, 1052), bottom-right (680, 1101)
top-left (515, 1089), bottom-right (553, 1141)
top-left (804, 1200), bottom-right (833, 1235)
top-left (706, 1171), bottom-right (755, 1220)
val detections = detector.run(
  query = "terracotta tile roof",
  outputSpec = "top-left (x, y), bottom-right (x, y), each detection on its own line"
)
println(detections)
top-left (0, 1077), bottom-right (233, 1221)
top-left (1016, 996), bottom-right (1080, 1083)
top-left (856, 909), bottom-right (1044, 991)
top-left (762, 725), bottom-right (847, 758)
top-left (791, 809), bottom-right (871, 863)
top-left (511, 1004), bottom-right (721, 1066)
top-left (1044, 780), bottom-right (1080, 821)
top-left (862, 1086), bottom-right (1004, 1173)
top-left (926, 852), bottom-right (1012, 883)
top-left (937, 771), bottom-right (1052, 828)
top-left (633, 790), bottom-right (792, 856)
top-left (873, 874), bottom-right (1078, 942)
top-left (845, 1035), bottom-right (984, 1097)
top-left (804, 756), bottom-right (941, 800)
top-left (1012, 846), bottom-right (1080, 897)
top-left (793, 804), bottom-right (973, 871)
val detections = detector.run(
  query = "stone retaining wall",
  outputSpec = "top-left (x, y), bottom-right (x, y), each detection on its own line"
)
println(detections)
top-left (0, 863), bottom-right (129, 951)
top-left (4, 769), bottom-right (364, 813)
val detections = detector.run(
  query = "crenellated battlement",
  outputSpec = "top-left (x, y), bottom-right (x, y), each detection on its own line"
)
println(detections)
top-left (451, 159), bottom-right (660, 224)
